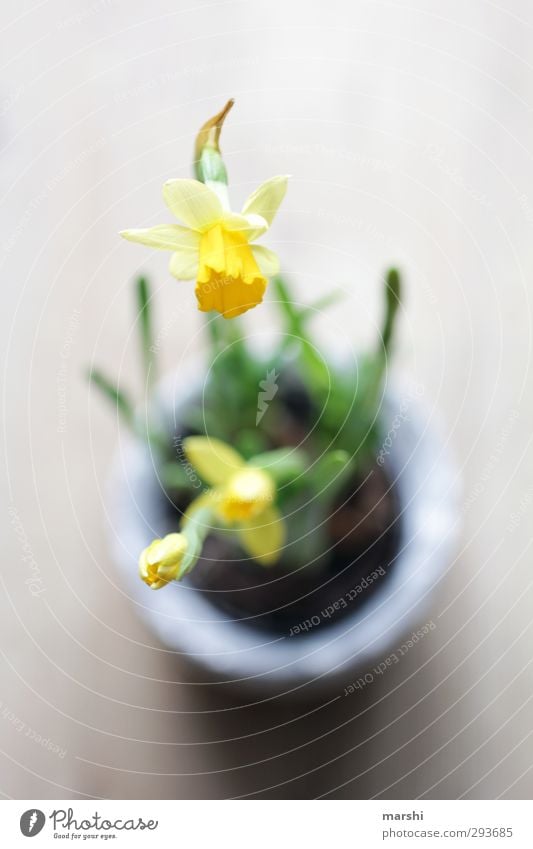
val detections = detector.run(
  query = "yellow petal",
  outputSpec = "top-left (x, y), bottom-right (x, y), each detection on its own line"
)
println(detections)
top-left (163, 179), bottom-right (223, 232)
top-left (138, 547), bottom-right (151, 581)
top-left (146, 533), bottom-right (187, 570)
top-left (223, 212), bottom-right (268, 238)
top-left (251, 245), bottom-right (280, 277)
top-left (237, 505), bottom-right (286, 565)
top-left (120, 224), bottom-right (200, 251)
top-left (183, 436), bottom-right (244, 486)
top-left (169, 250), bottom-right (199, 280)
top-left (242, 175), bottom-right (288, 226)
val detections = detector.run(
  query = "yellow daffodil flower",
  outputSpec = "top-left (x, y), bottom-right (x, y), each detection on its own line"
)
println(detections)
top-left (183, 436), bottom-right (286, 565)
top-left (121, 175), bottom-right (288, 319)
top-left (139, 532), bottom-right (188, 589)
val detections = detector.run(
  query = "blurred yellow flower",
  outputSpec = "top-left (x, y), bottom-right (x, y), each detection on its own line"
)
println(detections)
top-left (183, 436), bottom-right (285, 565)
top-left (121, 175), bottom-right (288, 319)
top-left (139, 533), bottom-right (188, 589)
top-left (219, 467), bottom-right (274, 522)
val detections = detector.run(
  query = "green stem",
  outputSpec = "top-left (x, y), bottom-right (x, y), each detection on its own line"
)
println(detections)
top-left (381, 267), bottom-right (401, 355)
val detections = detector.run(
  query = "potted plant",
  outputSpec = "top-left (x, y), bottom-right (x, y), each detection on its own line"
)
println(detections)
top-left (90, 100), bottom-right (459, 698)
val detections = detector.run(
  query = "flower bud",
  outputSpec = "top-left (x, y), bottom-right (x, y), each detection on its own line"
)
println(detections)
top-left (194, 98), bottom-right (234, 186)
top-left (139, 533), bottom-right (188, 589)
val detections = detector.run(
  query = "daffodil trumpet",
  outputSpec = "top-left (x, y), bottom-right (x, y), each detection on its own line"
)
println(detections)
top-left (121, 99), bottom-right (288, 319)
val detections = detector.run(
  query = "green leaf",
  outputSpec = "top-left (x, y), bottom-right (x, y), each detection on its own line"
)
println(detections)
top-left (87, 368), bottom-right (135, 429)
top-left (282, 492), bottom-right (330, 568)
top-left (272, 276), bottom-right (331, 399)
top-left (271, 275), bottom-right (302, 333)
top-left (205, 311), bottom-right (223, 354)
top-left (136, 276), bottom-right (155, 384)
top-left (382, 267), bottom-right (401, 353)
top-left (308, 449), bottom-right (353, 509)
top-left (205, 315), bottom-right (258, 428)
top-left (301, 289), bottom-right (344, 319)
top-left (234, 429), bottom-right (269, 459)
top-left (249, 447), bottom-right (307, 485)
top-left (299, 337), bottom-right (330, 388)
top-left (160, 462), bottom-right (191, 491)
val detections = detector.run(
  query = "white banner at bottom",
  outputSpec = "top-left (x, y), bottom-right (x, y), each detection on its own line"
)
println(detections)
top-left (1, 800), bottom-right (531, 847)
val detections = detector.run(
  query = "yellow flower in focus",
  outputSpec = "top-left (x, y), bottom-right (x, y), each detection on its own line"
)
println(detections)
top-left (183, 437), bottom-right (285, 565)
top-left (139, 533), bottom-right (188, 589)
top-left (120, 175), bottom-right (288, 319)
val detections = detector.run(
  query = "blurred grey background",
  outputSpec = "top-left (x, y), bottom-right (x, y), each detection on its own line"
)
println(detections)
top-left (1, 0), bottom-right (533, 798)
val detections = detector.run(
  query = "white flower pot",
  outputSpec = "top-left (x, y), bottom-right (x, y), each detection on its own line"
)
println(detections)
top-left (107, 374), bottom-right (460, 700)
